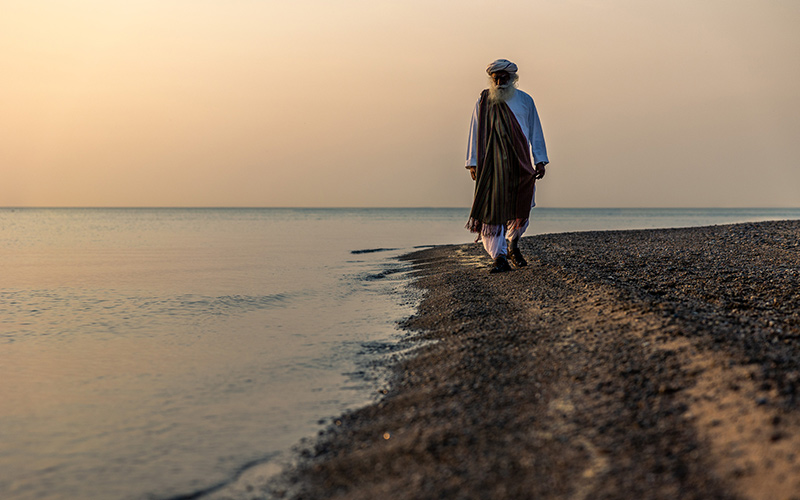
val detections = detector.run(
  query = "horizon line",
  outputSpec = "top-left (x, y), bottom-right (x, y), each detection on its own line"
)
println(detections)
top-left (2, 206), bottom-right (800, 211)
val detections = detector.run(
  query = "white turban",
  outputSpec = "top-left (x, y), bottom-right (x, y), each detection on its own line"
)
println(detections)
top-left (486, 59), bottom-right (518, 75)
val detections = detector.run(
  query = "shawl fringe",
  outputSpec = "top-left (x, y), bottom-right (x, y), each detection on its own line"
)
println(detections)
top-left (466, 217), bottom-right (529, 237)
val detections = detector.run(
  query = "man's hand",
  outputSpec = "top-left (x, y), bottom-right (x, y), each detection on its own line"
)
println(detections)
top-left (468, 166), bottom-right (477, 181)
top-left (534, 162), bottom-right (547, 180)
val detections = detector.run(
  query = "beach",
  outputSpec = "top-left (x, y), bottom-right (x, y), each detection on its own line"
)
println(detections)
top-left (236, 220), bottom-right (800, 500)
top-left (11, 209), bottom-right (800, 499)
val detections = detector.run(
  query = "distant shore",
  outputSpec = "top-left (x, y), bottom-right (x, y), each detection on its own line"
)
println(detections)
top-left (224, 220), bottom-right (800, 499)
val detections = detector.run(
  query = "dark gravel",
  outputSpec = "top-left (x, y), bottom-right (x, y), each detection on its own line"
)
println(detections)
top-left (230, 220), bottom-right (800, 500)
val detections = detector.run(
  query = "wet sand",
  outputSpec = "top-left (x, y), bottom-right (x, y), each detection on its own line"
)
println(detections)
top-left (223, 220), bottom-right (800, 500)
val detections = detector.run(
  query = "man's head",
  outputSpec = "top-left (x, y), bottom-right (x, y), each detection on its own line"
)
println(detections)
top-left (486, 59), bottom-right (519, 103)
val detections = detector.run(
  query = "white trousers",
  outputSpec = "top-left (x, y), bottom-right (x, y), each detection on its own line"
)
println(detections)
top-left (481, 220), bottom-right (529, 259)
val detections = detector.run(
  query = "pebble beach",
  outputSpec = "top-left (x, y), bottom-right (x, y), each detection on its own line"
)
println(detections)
top-left (215, 220), bottom-right (800, 500)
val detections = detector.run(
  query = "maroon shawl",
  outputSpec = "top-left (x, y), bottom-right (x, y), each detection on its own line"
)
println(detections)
top-left (466, 89), bottom-right (536, 236)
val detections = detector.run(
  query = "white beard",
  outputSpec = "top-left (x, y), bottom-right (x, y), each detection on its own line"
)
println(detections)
top-left (488, 81), bottom-right (517, 103)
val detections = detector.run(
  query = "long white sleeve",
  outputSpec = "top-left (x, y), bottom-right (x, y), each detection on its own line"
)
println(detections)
top-left (527, 98), bottom-right (549, 165)
top-left (465, 98), bottom-right (480, 167)
top-left (506, 90), bottom-right (548, 165)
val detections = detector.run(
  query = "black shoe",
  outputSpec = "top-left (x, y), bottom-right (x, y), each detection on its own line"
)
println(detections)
top-left (508, 247), bottom-right (527, 268)
top-left (489, 255), bottom-right (512, 274)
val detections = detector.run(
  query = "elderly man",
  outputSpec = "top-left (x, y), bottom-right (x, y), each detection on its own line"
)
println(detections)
top-left (465, 58), bottom-right (549, 273)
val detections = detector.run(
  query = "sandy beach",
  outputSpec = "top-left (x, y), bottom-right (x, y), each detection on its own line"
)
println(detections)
top-left (223, 220), bottom-right (800, 500)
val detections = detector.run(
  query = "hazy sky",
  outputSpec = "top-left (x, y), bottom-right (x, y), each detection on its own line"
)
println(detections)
top-left (3, 0), bottom-right (799, 207)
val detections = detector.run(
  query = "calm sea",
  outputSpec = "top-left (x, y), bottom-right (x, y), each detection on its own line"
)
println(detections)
top-left (2, 207), bottom-right (799, 500)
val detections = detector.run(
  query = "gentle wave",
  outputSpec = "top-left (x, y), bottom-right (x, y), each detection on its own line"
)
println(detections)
top-left (362, 268), bottom-right (405, 281)
top-left (172, 293), bottom-right (292, 314)
top-left (0, 290), bottom-right (295, 342)
top-left (350, 247), bottom-right (399, 254)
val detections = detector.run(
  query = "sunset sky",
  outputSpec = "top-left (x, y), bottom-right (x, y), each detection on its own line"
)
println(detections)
top-left (2, 0), bottom-right (799, 208)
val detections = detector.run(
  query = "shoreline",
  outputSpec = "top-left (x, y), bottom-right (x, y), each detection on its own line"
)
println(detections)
top-left (214, 220), bottom-right (800, 499)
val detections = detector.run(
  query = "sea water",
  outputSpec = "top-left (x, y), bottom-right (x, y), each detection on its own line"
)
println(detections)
top-left (1, 207), bottom-right (798, 500)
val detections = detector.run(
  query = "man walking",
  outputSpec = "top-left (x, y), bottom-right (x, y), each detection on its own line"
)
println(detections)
top-left (465, 58), bottom-right (549, 273)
